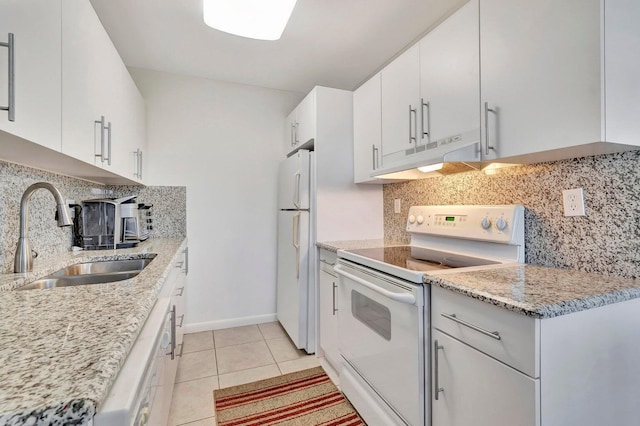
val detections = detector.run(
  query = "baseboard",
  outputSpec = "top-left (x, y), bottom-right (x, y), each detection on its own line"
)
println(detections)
top-left (183, 313), bottom-right (278, 333)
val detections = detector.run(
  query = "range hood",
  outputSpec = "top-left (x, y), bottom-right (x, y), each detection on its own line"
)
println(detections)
top-left (370, 130), bottom-right (485, 180)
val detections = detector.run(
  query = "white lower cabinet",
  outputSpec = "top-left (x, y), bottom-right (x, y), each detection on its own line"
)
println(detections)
top-left (432, 330), bottom-right (539, 426)
top-left (431, 285), bottom-right (640, 426)
top-left (318, 249), bottom-right (340, 370)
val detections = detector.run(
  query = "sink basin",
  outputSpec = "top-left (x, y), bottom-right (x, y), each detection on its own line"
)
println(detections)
top-left (18, 258), bottom-right (154, 290)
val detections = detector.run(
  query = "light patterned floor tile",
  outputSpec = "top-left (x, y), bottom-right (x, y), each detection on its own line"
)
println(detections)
top-left (182, 331), bottom-right (214, 354)
top-left (214, 324), bottom-right (263, 348)
top-left (168, 376), bottom-right (219, 426)
top-left (176, 349), bottom-right (217, 383)
top-left (216, 340), bottom-right (276, 374)
top-left (278, 355), bottom-right (321, 374)
top-left (218, 364), bottom-right (281, 389)
top-left (258, 321), bottom-right (287, 339)
top-left (265, 336), bottom-right (306, 362)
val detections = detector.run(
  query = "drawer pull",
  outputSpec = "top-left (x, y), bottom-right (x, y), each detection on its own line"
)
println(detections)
top-left (177, 314), bottom-right (185, 328)
top-left (441, 313), bottom-right (501, 340)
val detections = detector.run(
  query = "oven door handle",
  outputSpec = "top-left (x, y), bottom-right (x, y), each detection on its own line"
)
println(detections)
top-left (334, 265), bottom-right (416, 305)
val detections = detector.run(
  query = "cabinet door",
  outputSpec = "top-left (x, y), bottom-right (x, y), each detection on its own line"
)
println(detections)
top-left (111, 64), bottom-right (147, 182)
top-left (432, 330), bottom-right (539, 426)
top-left (284, 109), bottom-right (296, 155)
top-left (319, 267), bottom-right (339, 369)
top-left (0, 0), bottom-right (61, 151)
top-left (480, 0), bottom-right (601, 160)
top-left (381, 44), bottom-right (420, 165)
top-left (295, 90), bottom-right (316, 147)
top-left (62, 0), bottom-right (124, 170)
top-left (420, 0), bottom-right (479, 145)
top-left (353, 73), bottom-right (382, 183)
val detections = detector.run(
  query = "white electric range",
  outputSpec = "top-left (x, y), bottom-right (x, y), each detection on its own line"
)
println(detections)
top-left (335, 205), bottom-right (525, 426)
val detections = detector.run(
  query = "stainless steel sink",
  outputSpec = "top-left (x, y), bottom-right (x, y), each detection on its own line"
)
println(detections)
top-left (18, 258), bottom-right (154, 290)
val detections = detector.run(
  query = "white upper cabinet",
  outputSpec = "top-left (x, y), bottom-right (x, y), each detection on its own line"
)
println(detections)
top-left (284, 90), bottom-right (316, 157)
top-left (380, 44), bottom-right (420, 167)
top-left (0, 0), bottom-right (62, 152)
top-left (353, 73), bottom-right (382, 183)
top-left (419, 0), bottom-right (480, 153)
top-left (62, 0), bottom-right (146, 183)
top-left (480, 0), bottom-right (602, 161)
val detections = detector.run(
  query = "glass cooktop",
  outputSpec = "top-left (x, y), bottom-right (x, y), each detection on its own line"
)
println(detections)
top-left (345, 246), bottom-right (500, 273)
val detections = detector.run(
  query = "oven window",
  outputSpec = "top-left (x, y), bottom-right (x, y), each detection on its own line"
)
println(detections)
top-left (351, 290), bottom-right (391, 340)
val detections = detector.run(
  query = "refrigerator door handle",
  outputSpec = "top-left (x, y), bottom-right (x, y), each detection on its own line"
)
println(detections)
top-left (293, 172), bottom-right (301, 208)
top-left (293, 212), bottom-right (300, 278)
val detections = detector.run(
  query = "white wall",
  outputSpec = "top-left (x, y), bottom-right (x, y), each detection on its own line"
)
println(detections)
top-left (130, 68), bottom-right (301, 330)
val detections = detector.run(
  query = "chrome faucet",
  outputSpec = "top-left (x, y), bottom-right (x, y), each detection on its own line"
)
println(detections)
top-left (14, 182), bottom-right (73, 273)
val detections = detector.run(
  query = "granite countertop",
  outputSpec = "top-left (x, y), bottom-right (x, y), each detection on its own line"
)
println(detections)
top-left (0, 237), bottom-right (187, 425)
top-left (316, 239), bottom-right (389, 252)
top-left (427, 264), bottom-right (640, 319)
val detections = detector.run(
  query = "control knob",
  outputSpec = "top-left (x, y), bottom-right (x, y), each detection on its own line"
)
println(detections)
top-left (408, 215), bottom-right (416, 224)
top-left (416, 215), bottom-right (424, 225)
top-left (480, 217), bottom-right (492, 230)
top-left (496, 217), bottom-right (508, 231)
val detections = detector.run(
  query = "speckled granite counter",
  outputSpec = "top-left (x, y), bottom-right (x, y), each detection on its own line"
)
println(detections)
top-left (316, 239), bottom-right (387, 253)
top-left (427, 264), bottom-right (640, 319)
top-left (0, 237), bottom-right (187, 425)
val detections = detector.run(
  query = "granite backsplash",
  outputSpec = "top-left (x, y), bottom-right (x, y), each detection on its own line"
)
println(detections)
top-left (383, 150), bottom-right (640, 279)
top-left (0, 160), bottom-right (186, 273)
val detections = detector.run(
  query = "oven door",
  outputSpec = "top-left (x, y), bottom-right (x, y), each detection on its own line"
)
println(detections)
top-left (335, 259), bottom-right (425, 426)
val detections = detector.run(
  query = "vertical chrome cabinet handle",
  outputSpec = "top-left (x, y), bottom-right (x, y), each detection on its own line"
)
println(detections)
top-left (105, 121), bottom-right (112, 165)
top-left (184, 247), bottom-right (189, 275)
top-left (290, 123), bottom-right (295, 147)
top-left (332, 282), bottom-right (338, 315)
top-left (409, 105), bottom-right (417, 144)
top-left (95, 116), bottom-right (106, 162)
top-left (421, 99), bottom-right (430, 139)
top-left (0, 33), bottom-right (15, 121)
top-left (371, 145), bottom-right (376, 170)
top-left (168, 306), bottom-right (176, 360)
top-left (138, 150), bottom-right (142, 179)
top-left (293, 172), bottom-right (301, 208)
top-left (294, 122), bottom-right (299, 145)
top-left (434, 340), bottom-right (444, 400)
top-left (484, 102), bottom-right (496, 156)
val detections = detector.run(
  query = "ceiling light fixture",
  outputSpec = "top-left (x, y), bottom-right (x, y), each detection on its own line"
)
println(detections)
top-left (203, 0), bottom-right (298, 41)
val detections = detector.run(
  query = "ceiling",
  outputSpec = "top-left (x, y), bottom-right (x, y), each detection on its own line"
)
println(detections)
top-left (89, 0), bottom-right (466, 95)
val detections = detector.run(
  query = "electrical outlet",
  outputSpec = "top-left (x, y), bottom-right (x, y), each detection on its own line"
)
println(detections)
top-left (394, 199), bottom-right (401, 214)
top-left (562, 188), bottom-right (586, 216)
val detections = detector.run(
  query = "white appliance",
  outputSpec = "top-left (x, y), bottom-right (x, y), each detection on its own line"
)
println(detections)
top-left (94, 297), bottom-right (174, 426)
top-left (276, 149), bottom-right (316, 353)
top-left (336, 205), bottom-right (525, 426)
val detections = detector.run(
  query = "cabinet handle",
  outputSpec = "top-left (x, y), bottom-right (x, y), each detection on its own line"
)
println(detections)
top-left (138, 150), bottom-right (143, 179)
top-left (291, 123), bottom-right (296, 147)
top-left (434, 340), bottom-right (444, 400)
top-left (105, 121), bottom-right (112, 165)
top-left (167, 305), bottom-right (176, 360)
top-left (0, 33), bottom-right (15, 121)
top-left (421, 99), bottom-right (430, 139)
top-left (176, 342), bottom-right (184, 358)
top-left (175, 261), bottom-right (185, 269)
top-left (184, 247), bottom-right (189, 275)
top-left (95, 116), bottom-right (106, 162)
top-left (409, 106), bottom-right (417, 145)
top-left (484, 102), bottom-right (496, 156)
top-left (177, 314), bottom-right (185, 328)
top-left (371, 144), bottom-right (376, 170)
top-left (176, 286), bottom-right (185, 297)
top-left (294, 122), bottom-right (299, 144)
top-left (332, 282), bottom-right (338, 315)
top-left (441, 312), bottom-right (501, 340)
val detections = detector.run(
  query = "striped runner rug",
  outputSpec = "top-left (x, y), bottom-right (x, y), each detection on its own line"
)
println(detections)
top-left (213, 366), bottom-right (366, 426)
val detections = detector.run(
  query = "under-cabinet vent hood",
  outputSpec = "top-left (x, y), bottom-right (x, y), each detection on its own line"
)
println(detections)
top-left (371, 130), bottom-right (484, 180)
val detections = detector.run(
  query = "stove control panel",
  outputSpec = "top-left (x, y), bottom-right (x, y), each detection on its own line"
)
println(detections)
top-left (406, 205), bottom-right (525, 244)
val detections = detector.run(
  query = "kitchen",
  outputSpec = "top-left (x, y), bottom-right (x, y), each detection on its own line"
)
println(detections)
top-left (1, 0), bottom-right (640, 425)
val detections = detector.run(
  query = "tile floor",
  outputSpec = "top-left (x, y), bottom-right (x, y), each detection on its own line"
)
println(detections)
top-left (167, 322), bottom-right (321, 426)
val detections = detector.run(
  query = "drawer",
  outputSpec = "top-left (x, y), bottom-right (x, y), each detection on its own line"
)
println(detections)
top-left (431, 286), bottom-right (540, 378)
top-left (319, 249), bottom-right (337, 275)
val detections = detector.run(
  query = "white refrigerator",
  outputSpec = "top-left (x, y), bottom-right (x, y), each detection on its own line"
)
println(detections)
top-left (276, 149), bottom-right (316, 353)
